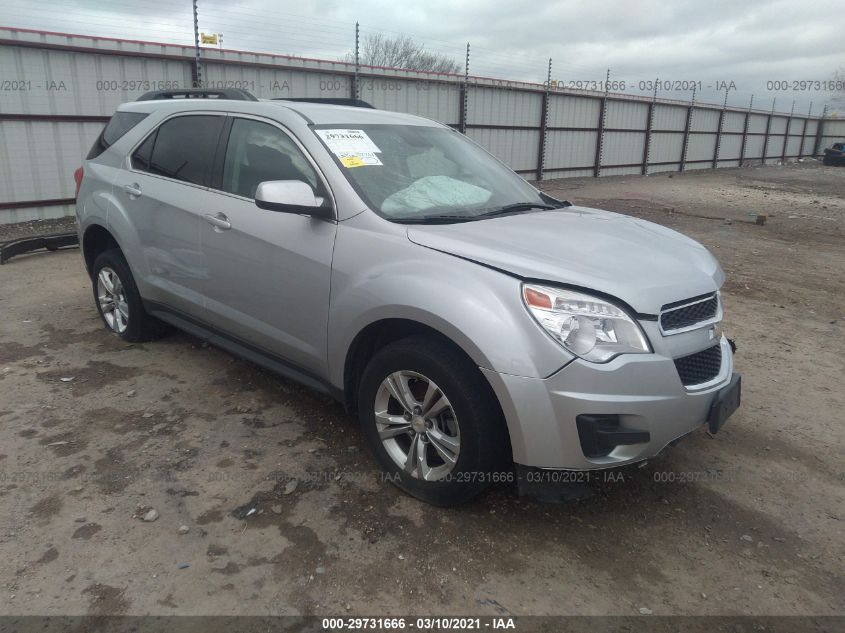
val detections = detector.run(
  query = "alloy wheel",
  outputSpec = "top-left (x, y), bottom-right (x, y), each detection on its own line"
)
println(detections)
top-left (374, 370), bottom-right (461, 481)
top-left (97, 267), bottom-right (129, 333)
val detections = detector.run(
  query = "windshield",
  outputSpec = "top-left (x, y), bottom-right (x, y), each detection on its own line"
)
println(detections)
top-left (311, 124), bottom-right (549, 221)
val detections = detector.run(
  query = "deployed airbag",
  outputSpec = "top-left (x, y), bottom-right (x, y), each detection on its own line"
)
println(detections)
top-left (382, 176), bottom-right (492, 215)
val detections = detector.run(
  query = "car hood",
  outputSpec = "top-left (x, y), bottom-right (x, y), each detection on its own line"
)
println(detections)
top-left (406, 206), bottom-right (724, 315)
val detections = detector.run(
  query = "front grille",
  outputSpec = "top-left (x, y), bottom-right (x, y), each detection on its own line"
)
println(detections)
top-left (660, 294), bottom-right (719, 332)
top-left (674, 345), bottom-right (722, 386)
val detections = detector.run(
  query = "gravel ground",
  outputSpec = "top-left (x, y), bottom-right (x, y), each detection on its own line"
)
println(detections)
top-left (0, 217), bottom-right (78, 242)
top-left (0, 163), bottom-right (842, 619)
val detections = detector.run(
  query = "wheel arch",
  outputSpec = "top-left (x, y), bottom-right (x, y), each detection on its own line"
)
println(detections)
top-left (82, 223), bottom-right (121, 276)
top-left (342, 319), bottom-right (510, 447)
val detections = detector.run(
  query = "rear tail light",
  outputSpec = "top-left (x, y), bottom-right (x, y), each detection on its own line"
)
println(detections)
top-left (74, 166), bottom-right (84, 199)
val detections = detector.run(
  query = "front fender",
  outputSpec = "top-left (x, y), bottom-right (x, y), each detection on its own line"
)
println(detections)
top-left (326, 213), bottom-right (574, 389)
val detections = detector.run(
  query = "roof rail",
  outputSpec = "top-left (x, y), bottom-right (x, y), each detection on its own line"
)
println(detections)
top-left (274, 97), bottom-right (375, 109)
top-left (136, 88), bottom-right (258, 102)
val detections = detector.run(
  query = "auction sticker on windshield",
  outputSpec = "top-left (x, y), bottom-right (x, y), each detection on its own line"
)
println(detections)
top-left (338, 151), bottom-right (382, 168)
top-left (315, 129), bottom-right (381, 155)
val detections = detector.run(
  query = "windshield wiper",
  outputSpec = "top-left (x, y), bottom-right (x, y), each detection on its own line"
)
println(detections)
top-left (477, 202), bottom-right (561, 218)
top-left (392, 201), bottom-right (568, 224)
top-left (393, 214), bottom-right (479, 224)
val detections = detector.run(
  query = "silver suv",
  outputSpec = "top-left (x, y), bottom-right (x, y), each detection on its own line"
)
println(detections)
top-left (75, 89), bottom-right (741, 505)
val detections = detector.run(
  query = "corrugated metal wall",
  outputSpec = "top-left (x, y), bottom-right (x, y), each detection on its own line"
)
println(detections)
top-left (818, 119), bottom-right (845, 152)
top-left (0, 27), bottom-right (837, 224)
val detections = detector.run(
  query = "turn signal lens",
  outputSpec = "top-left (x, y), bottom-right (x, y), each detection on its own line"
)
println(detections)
top-left (524, 286), bottom-right (553, 309)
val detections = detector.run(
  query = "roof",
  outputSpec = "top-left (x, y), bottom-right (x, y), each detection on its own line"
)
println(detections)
top-left (117, 97), bottom-right (443, 128)
top-left (267, 100), bottom-right (440, 126)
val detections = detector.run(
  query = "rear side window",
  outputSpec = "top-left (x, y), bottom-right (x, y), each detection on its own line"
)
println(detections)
top-left (132, 115), bottom-right (224, 186)
top-left (87, 111), bottom-right (148, 159)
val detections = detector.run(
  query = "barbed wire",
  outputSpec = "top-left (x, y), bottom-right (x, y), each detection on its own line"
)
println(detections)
top-left (0, 0), bottom-right (838, 114)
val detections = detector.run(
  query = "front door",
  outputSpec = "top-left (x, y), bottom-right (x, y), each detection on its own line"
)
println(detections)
top-left (201, 116), bottom-right (337, 378)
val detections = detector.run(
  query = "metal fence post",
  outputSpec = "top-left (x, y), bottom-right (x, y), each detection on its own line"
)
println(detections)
top-left (781, 100), bottom-right (794, 163)
top-left (642, 80), bottom-right (657, 175)
top-left (799, 102), bottom-right (812, 158)
top-left (351, 22), bottom-right (360, 100)
top-left (713, 88), bottom-right (729, 169)
top-left (739, 95), bottom-right (753, 166)
top-left (459, 43), bottom-right (470, 134)
top-left (812, 104), bottom-right (828, 157)
top-left (536, 58), bottom-right (552, 182)
top-left (680, 84), bottom-right (696, 172)
top-left (594, 68), bottom-right (610, 177)
top-left (761, 98), bottom-right (775, 164)
top-left (192, 0), bottom-right (202, 87)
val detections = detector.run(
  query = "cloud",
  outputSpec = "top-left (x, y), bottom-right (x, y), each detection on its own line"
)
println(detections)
top-left (1, 0), bottom-right (840, 111)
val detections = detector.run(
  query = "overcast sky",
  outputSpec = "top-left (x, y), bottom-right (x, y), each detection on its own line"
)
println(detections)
top-left (2, 0), bottom-right (843, 113)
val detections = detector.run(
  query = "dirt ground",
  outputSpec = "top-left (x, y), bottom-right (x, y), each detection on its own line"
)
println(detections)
top-left (0, 162), bottom-right (842, 619)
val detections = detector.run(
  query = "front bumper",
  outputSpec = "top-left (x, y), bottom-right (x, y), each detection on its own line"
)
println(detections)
top-left (482, 335), bottom-right (736, 470)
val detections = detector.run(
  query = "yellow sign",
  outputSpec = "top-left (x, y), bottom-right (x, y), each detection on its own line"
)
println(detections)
top-left (200, 33), bottom-right (218, 45)
top-left (340, 155), bottom-right (365, 168)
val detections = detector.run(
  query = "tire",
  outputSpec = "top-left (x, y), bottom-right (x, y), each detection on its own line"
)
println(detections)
top-left (357, 335), bottom-right (510, 506)
top-left (91, 248), bottom-right (166, 342)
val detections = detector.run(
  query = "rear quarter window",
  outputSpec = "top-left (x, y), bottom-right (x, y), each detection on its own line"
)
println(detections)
top-left (87, 111), bottom-right (149, 159)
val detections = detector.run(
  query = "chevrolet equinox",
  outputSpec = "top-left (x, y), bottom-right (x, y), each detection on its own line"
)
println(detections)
top-left (75, 89), bottom-right (741, 505)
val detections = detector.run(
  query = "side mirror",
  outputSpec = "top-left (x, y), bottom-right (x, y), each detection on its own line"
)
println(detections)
top-left (254, 180), bottom-right (333, 219)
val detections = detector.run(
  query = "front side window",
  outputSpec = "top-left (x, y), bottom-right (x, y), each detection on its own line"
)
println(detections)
top-left (132, 115), bottom-right (225, 186)
top-left (222, 118), bottom-right (322, 199)
top-left (311, 124), bottom-right (548, 221)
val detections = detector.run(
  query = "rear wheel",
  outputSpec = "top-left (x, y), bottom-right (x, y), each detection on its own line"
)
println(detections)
top-left (91, 249), bottom-right (166, 342)
top-left (358, 335), bottom-right (509, 506)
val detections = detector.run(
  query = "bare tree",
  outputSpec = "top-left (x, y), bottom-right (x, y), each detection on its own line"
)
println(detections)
top-left (344, 33), bottom-right (461, 74)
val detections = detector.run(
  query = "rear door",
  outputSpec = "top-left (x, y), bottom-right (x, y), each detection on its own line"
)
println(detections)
top-left (116, 112), bottom-right (226, 318)
top-left (200, 115), bottom-right (337, 378)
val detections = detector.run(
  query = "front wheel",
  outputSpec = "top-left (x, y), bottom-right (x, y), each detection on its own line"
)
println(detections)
top-left (358, 335), bottom-right (510, 506)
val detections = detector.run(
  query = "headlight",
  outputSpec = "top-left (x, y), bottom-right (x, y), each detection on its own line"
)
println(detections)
top-left (522, 284), bottom-right (650, 363)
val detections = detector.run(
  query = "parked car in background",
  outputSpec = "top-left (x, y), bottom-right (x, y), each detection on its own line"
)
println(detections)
top-left (75, 89), bottom-right (741, 506)
top-left (822, 141), bottom-right (845, 166)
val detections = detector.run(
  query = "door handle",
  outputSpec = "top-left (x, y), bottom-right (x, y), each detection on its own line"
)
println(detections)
top-left (203, 212), bottom-right (232, 231)
top-left (123, 183), bottom-right (142, 198)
